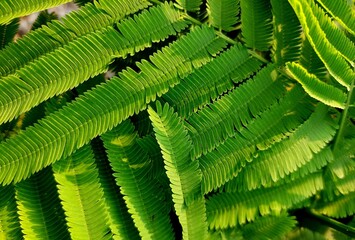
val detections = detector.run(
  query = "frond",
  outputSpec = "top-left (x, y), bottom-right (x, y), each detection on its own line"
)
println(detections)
top-left (0, 186), bottom-right (22, 239)
top-left (242, 213), bottom-right (297, 240)
top-left (148, 102), bottom-right (208, 240)
top-left (175, 0), bottom-right (202, 11)
top-left (271, 0), bottom-right (302, 65)
top-left (187, 65), bottom-right (285, 159)
top-left (200, 86), bottom-right (312, 194)
top-left (0, 0), bottom-right (150, 77)
top-left (91, 138), bottom-right (140, 240)
top-left (286, 62), bottom-right (347, 109)
top-left (328, 139), bottom-right (355, 179)
top-left (31, 11), bottom-right (58, 31)
top-left (101, 120), bottom-right (174, 239)
top-left (316, 192), bottom-right (355, 218)
top-left (309, 0), bottom-right (355, 64)
top-left (288, 0), bottom-right (355, 89)
top-left (283, 227), bottom-right (328, 240)
top-left (207, 0), bottom-right (240, 32)
top-left (0, 25), bottom-right (226, 185)
top-left (299, 38), bottom-right (327, 79)
top-left (206, 172), bottom-right (324, 228)
top-left (15, 168), bottom-right (69, 240)
top-left (0, 3), bottom-right (188, 125)
top-left (233, 105), bottom-right (337, 191)
top-left (52, 145), bottom-right (110, 240)
top-left (207, 228), bottom-right (243, 240)
top-left (0, 0), bottom-right (72, 25)
top-left (240, 0), bottom-right (273, 51)
top-left (316, 0), bottom-right (355, 35)
top-left (163, 43), bottom-right (262, 118)
top-left (0, 19), bottom-right (18, 49)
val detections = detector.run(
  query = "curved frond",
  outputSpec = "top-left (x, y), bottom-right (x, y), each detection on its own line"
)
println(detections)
top-left (288, 0), bottom-right (355, 89)
top-left (0, 2), bottom-right (189, 124)
top-left (149, 102), bottom-right (207, 240)
top-left (52, 145), bottom-right (110, 240)
top-left (15, 168), bottom-right (69, 240)
top-left (242, 213), bottom-right (297, 240)
top-left (102, 120), bottom-right (174, 239)
top-left (207, 0), bottom-right (240, 32)
top-left (175, 0), bottom-right (202, 11)
top-left (0, 19), bottom-right (18, 49)
top-left (299, 38), bottom-right (327, 79)
top-left (271, 0), bottom-right (302, 65)
top-left (0, 0), bottom-right (72, 25)
top-left (0, 25), bottom-right (225, 184)
top-left (317, 0), bottom-right (355, 35)
top-left (0, 186), bottom-right (22, 239)
top-left (240, 0), bottom-right (273, 51)
top-left (163, 43), bottom-right (262, 118)
top-left (200, 86), bottom-right (312, 194)
top-left (206, 172), bottom-right (324, 228)
top-left (286, 62), bottom-right (347, 109)
top-left (91, 138), bottom-right (140, 240)
top-left (187, 65), bottom-right (285, 159)
top-left (234, 105), bottom-right (337, 191)
top-left (0, 0), bottom-right (150, 77)
top-left (316, 191), bottom-right (355, 218)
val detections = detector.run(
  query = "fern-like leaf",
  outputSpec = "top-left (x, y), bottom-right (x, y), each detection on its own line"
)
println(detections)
top-left (288, 0), bottom-right (355, 89)
top-left (15, 168), bottom-right (69, 240)
top-left (0, 3), bottom-right (188, 124)
top-left (0, 19), bottom-right (19, 49)
top-left (101, 120), bottom-right (175, 239)
top-left (0, 186), bottom-right (22, 239)
top-left (317, 0), bottom-right (355, 35)
top-left (316, 192), bottom-right (355, 218)
top-left (242, 213), bottom-right (297, 240)
top-left (207, 0), bottom-right (240, 32)
top-left (52, 145), bottom-right (110, 240)
top-left (286, 62), bottom-right (347, 109)
top-left (175, 0), bottom-right (202, 11)
top-left (0, 25), bottom-right (226, 185)
top-left (206, 172), bottom-right (324, 228)
top-left (0, 0), bottom-right (150, 77)
top-left (0, 0), bottom-right (72, 25)
top-left (240, 0), bottom-right (273, 51)
top-left (149, 102), bottom-right (208, 240)
top-left (163, 43), bottom-right (262, 118)
top-left (271, 0), bottom-right (302, 65)
top-left (187, 65), bottom-right (285, 159)
top-left (91, 138), bottom-right (140, 240)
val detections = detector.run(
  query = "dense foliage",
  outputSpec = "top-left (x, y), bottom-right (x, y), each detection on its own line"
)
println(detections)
top-left (0, 0), bottom-right (354, 239)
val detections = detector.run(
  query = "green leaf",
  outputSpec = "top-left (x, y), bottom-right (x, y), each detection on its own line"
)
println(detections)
top-left (101, 120), bottom-right (175, 239)
top-left (175, 0), bottom-right (202, 11)
top-left (149, 102), bottom-right (208, 240)
top-left (207, 0), bottom-right (240, 32)
top-left (52, 145), bottom-right (110, 240)
top-left (240, 0), bottom-right (273, 51)
top-left (0, 0), bottom-right (72, 25)
top-left (286, 62), bottom-right (347, 109)
top-left (0, 19), bottom-right (19, 49)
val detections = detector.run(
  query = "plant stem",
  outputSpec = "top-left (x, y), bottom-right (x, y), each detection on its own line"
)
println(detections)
top-left (306, 209), bottom-right (355, 237)
top-left (333, 77), bottom-right (354, 151)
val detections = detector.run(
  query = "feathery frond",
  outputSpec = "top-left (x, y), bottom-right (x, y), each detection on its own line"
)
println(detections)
top-left (206, 172), bottom-right (324, 228)
top-left (288, 0), bottom-right (355, 89)
top-left (240, 0), bottom-right (273, 51)
top-left (52, 145), bottom-right (110, 240)
top-left (207, 0), bottom-right (240, 32)
top-left (0, 19), bottom-right (19, 49)
top-left (0, 0), bottom-right (72, 25)
top-left (286, 62), bottom-right (347, 109)
top-left (0, 0), bottom-right (150, 77)
top-left (101, 120), bottom-right (175, 239)
top-left (15, 168), bottom-right (69, 240)
top-left (149, 102), bottom-right (208, 240)
top-left (163, 43), bottom-right (262, 118)
top-left (316, 0), bottom-right (355, 35)
top-left (316, 192), bottom-right (355, 218)
top-left (175, 0), bottom-right (202, 11)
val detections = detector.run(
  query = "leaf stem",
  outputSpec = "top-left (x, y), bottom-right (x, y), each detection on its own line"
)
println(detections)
top-left (333, 77), bottom-right (354, 151)
top-left (306, 209), bottom-right (355, 237)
